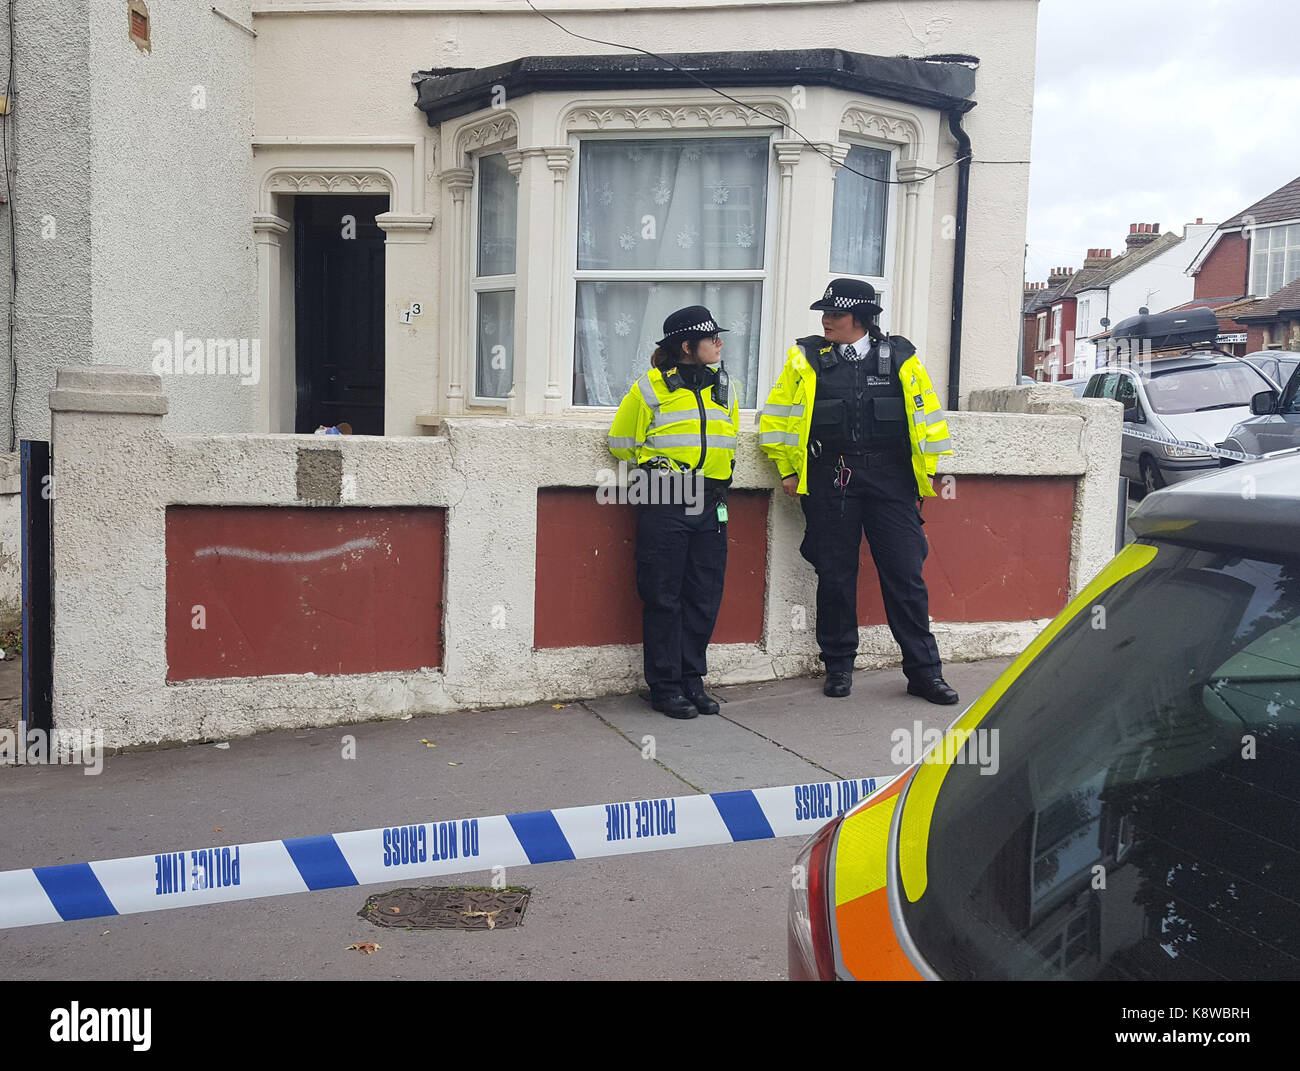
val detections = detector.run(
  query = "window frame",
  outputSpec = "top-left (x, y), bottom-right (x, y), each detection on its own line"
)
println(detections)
top-left (827, 137), bottom-right (900, 318)
top-left (1249, 220), bottom-right (1300, 298)
top-left (469, 150), bottom-right (518, 407)
top-left (562, 128), bottom-right (781, 413)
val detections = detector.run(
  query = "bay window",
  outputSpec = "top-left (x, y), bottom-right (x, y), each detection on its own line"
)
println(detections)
top-left (571, 135), bottom-right (769, 409)
top-left (473, 151), bottom-right (517, 402)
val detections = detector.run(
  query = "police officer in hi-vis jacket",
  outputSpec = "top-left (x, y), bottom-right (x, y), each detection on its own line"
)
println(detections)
top-left (760, 279), bottom-right (958, 704)
top-left (608, 306), bottom-right (740, 720)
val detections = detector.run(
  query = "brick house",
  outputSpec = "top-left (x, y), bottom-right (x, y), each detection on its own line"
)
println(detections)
top-left (1187, 175), bottom-right (1300, 350)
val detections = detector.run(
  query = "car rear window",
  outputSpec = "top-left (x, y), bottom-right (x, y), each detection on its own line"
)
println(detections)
top-left (899, 544), bottom-right (1300, 980)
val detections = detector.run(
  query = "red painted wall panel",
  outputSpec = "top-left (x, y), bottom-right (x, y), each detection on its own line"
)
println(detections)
top-left (534, 489), bottom-right (769, 649)
top-left (166, 507), bottom-right (444, 681)
top-left (856, 477), bottom-right (1074, 625)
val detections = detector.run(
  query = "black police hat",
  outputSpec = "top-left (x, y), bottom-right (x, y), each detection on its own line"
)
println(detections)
top-left (655, 305), bottom-right (729, 348)
top-left (809, 278), bottom-right (883, 317)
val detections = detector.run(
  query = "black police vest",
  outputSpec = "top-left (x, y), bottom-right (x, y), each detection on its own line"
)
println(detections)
top-left (805, 337), bottom-right (909, 453)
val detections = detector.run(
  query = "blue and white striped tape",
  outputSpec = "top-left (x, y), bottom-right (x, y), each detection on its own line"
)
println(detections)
top-left (0, 776), bottom-right (889, 929)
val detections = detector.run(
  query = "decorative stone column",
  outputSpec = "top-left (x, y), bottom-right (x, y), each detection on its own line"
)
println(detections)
top-left (440, 168), bottom-right (474, 416)
top-left (771, 141), bottom-right (804, 364)
top-left (253, 214), bottom-right (290, 433)
top-left (544, 147), bottom-right (574, 415)
top-left (895, 157), bottom-right (934, 342)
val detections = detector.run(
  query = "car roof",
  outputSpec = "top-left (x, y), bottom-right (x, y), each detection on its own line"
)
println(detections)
top-left (1092, 352), bottom-right (1243, 378)
top-left (1129, 453), bottom-right (1300, 558)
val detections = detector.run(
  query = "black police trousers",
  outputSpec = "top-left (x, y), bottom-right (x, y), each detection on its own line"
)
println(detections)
top-left (635, 500), bottom-right (727, 700)
top-left (798, 452), bottom-right (942, 682)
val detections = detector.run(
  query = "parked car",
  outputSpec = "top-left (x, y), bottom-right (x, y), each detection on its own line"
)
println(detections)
top-left (1219, 358), bottom-right (1300, 462)
top-left (1083, 355), bottom-right (1264, 494)
top-left (788, 453), bottom-right (1300, 980)
top-left (1240, 350), bottom-right (1300, 393)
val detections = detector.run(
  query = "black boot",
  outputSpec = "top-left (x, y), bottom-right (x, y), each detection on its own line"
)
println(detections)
top-left (823, 672), bottom-right (853, 698)
top-left (683, 685), bottom-right (720, 715)
top-left (652, 693), bottom-right (699, 719)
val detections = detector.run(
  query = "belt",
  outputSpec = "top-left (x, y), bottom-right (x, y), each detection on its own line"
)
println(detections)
top-left (810, 443), bottom-right (909, 462)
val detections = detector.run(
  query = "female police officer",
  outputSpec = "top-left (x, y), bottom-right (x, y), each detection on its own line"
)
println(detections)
top-left (608, 306), bottom-right (740, 719)
top-left (759, 279), bottom-right (958, 704)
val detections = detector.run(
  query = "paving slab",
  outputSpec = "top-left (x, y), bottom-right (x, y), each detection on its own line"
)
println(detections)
top-left (0, 657), bottom-right (1020, 980)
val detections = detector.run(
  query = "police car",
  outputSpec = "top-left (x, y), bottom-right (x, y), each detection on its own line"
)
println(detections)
top-left (789, 454), bottom-right (1300, 980)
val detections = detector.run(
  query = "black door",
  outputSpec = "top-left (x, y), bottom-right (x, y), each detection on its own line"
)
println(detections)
top-left (294, 194), bottom-right (387, 434)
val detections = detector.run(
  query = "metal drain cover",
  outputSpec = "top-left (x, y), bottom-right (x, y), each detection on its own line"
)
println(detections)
top-left (359, 886), bottom-right (530, 930)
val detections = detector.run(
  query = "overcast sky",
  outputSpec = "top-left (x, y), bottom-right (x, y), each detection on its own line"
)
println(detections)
top-left (1026, 0), bottom-right (1300, 283)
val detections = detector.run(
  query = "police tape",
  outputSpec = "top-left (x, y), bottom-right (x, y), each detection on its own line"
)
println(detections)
top-left (0, 775), bottom-right (889, 929)
top-left (1119, 423), bottom-right (1261, 464)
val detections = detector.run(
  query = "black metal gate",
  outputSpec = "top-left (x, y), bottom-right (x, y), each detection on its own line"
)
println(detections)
top-left (21, 440), bottom-right (52, 735)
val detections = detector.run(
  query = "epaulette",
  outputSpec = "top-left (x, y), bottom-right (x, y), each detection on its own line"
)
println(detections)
top-left (886, 334), bottom-right (917, 362)
top-left (794, 334), bottom-right (835, 369)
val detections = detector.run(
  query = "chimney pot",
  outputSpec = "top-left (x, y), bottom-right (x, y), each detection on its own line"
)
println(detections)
top-left (1196, 217), bottom-right (1203, 225)
top-left (1130, 224), bottom-right (1137, 234)
top-left (1154, 222), bottom-right (1160, 232)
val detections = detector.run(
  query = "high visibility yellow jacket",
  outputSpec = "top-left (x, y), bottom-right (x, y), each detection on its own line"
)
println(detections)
top-left (608, 364), bottom-right (740, 480)
top-left (759, 336), bottom-right (953, 497)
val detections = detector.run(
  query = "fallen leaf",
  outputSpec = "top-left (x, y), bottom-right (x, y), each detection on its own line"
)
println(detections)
top-left (462, 909), bottom-right (502, 930)
top-left (419, 739), bottom-right (436, 748)
top-left (214, 827), bottom-right (222, 832)
top-left (101, 930), bottom-right (110, 936)
top-left (551, 704), bottom-right (566, 709)
top-left (389, 907), bottom-right (401, 914)
top-left (448, 761), bottom-right (460, 766)
top-left (346, 942), bottom-right (381, 954)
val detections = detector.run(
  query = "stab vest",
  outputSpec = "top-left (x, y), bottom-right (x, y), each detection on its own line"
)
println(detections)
top-left (806, 338), bottom-right (909, 453)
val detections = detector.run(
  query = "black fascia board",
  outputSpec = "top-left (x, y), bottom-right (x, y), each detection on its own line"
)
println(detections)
top-left (413, 49), bottom-right (977, 125)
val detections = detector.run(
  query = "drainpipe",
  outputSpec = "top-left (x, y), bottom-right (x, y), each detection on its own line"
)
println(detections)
top-left (946, 110), bottom-right (972, 412)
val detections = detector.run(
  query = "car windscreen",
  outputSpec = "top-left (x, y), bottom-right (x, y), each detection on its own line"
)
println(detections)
top-left (898, 544), bottom-right (1300, 980)
top-left (1143, 363), bottom-right (1261, 415)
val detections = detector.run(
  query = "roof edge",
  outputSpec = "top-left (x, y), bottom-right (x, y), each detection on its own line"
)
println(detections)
top-left (412, 49), bottom-right (979, 125)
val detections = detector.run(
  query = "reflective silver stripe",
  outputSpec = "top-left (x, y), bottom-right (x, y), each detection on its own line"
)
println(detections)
top-left (647, 434), bottom-right (705, 447)
top-left (762, 403), bottom-right (805, 419)
top-left (923, 437), bottom-right (952, 453)
top-left (705, 434), bottom-right (736, 447)
top-left (912, 411), bottom-right (928, 426)
top-left (607, 436), bottom-right (639, 450)
top-left (760, 430), bottom-right (801, 446)
top-left (925, 410), bottom-right (948, 426)
top-left (636, 375), bottom-right (660, 410)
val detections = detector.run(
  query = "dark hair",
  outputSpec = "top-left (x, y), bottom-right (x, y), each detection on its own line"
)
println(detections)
top-left (651, 336), bottom-right (701, 371)
top-left (851, 309), bottom-right (886, 342)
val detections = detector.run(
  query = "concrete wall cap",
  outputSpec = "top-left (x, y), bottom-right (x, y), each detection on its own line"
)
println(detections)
top-left (53, 365), bottom-right (165, 395)
top-left (49, 390), bottom-right (169, 416)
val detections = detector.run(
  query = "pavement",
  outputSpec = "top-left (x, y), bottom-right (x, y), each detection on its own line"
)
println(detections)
top-left (0, 656), bottom-right (1013, 980)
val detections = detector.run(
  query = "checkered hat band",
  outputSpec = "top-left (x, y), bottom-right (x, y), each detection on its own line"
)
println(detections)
top-left (831, 296), bottom-right (868, 308)
top-left (672, 321), bottom-right (719, 333)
